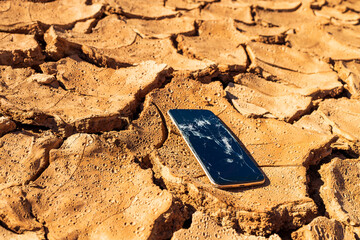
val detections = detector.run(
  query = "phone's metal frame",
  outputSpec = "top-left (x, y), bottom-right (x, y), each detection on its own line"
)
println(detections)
top-left (168, 110), bottom-right (265, 189)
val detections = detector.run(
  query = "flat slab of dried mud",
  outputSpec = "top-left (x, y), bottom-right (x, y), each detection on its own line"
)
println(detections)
top-left (0, 0), bottom-right (360, 239)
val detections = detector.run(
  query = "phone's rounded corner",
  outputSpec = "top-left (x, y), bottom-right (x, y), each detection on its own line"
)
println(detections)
top-left (253, 174), bottom-right (266, 187)
top-left (206, 175), bottom-right (223, 188)
top-left (259, 176), bottom-right (266, 185)
top-left (208, 177), bottom-right (240, 189)
top-left (167, 109), bottom-right (174, 116)
top-left (212, 183), bottom-right (224, 189)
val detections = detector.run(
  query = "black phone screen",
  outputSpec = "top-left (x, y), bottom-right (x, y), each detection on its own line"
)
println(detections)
top-left (168, 109), bottom-right (265, 187)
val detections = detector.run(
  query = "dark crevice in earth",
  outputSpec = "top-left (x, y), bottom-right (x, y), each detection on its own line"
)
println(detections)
top-left (118, 10), bottom-right (180, 21)
top-left (321, 87), bottom-right (347, 100)
top-left (152, 172), bottom-right (168, 191)
top-left (34, 30), bottom-right (48, 61)
top-left (155, 200), bottom-right (196, 240)
top-left (243, 43), bottom-right (253, 73)
top-left (67, 4), bottom-right (107, 28)
top-left (232, 217), bottom-right (247, 236)
top-left (28, 199), bottom-right (49, 240)
top-left (277, 229), bottom-right (294, 240)
top-left (0, 219), bottom-right (18, 234)
top-left (15, 122), bottom-right (51, 133)
top-left (210, 72), bottom-right (238, 86)
top-left (193, 20), bottom-right (201, 37)
top-left (84, 0), bottom-right (93, 5)
top-left (250, 5), bottom-right (256, 22)
top-left (181, 210), bottom-right (193, 229)
top-left (247, 67), bottom-right (282, 83)
top-left (334, 86), bottom-right (351, 99)
top-left (181, 204), bottom-right (196, 231)
top-left (43, 224), bottom-right (50, 240)
top-left (210, 75), bottom-right (224, 85)
top-left (198, 1), bottom-right (216, 12)
top-left (332, 148), bottom-right (359, 159)
top-left (149, 198), bottom-right (193, 240)
top-left (170, 34), bottom-right (180, 53)
top-left (255, 2), bottom-right (302, 13)
top-left (30, 64), bottom-right (43, 73)
top-left (307, 162), bottom-right (327, 217)
top-left (343, 6), bottom-right (360, 14)
top-left (129, 98), bottom-right (145, 123)
top-left (72, 11), bottom-right (107, 34)
top-left (290, 100), bottom-right (320, 126)
top-left (31, 23), bottom-right (73, 65)
top-left (135, 155), bottom-right (153, 170)
top-left (53, 78), bottom-right (68, 92)
top-left (355, 233), bottom-right (360, 240)
top-left (77, 52), bottom-right (133, 69)
top-left (134, 155), bottom-right (166, 189)
top-left (263, 35), bottom-right (287, 45)
top-left (158, 74), bottom-right (175, 90)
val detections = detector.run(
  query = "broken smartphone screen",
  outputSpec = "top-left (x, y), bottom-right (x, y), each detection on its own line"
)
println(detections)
top-left (168, 109), bottom-right (265, 188)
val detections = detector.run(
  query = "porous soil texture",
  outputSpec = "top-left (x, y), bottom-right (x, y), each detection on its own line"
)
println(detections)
top-left (0, 0), bottom-right (360, 239)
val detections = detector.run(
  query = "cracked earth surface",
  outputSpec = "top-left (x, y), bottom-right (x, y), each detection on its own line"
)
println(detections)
top-left (0, 0), bottom-right (360, 239)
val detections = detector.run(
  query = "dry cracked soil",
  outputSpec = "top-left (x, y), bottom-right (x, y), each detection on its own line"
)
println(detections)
top-left (0, 0), bottom-right (360, 239)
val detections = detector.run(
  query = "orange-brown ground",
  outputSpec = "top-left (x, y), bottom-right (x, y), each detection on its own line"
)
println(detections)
top-left (0, 0), bottom-right (360, 239)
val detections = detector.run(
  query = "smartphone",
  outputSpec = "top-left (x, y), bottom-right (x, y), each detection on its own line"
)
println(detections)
top-left (168, 109), bottom-right (265, 188)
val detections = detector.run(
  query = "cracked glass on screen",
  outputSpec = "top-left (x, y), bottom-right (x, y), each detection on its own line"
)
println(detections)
top-left (168, 109), bottom-right (264, 187)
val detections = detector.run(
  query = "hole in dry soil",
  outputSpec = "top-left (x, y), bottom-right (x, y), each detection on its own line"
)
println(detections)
top-left (182, 216), bottom-right (192, 229)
